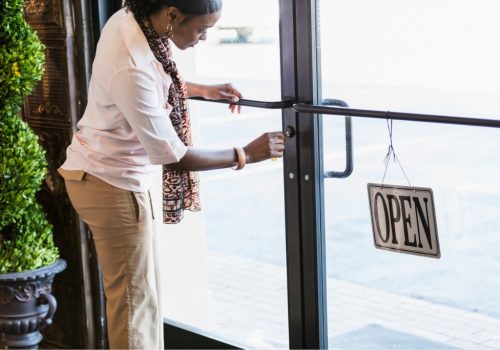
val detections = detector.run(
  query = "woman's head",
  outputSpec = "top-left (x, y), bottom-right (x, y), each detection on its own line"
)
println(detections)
top-left (124, 0), bottom-right (222, 50)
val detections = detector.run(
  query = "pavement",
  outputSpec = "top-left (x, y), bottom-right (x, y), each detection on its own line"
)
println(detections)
top-left (206, 252), bottom-right (500, 350)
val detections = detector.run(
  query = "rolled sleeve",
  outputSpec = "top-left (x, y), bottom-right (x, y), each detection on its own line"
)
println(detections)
top-left (108, 65), bottom-right (187, 165)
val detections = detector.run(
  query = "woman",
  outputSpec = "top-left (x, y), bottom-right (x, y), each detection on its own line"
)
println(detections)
top-left (58, 0), bottom-right (285, 348)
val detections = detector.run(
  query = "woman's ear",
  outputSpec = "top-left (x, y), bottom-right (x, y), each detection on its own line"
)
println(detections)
top-left (167, 7), bottom-right (185, 24)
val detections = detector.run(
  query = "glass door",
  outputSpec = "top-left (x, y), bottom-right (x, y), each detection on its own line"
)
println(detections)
top-left (151, 0), bottom-right (291, 348)
top-left (317, 0), bottom-right (500, 349)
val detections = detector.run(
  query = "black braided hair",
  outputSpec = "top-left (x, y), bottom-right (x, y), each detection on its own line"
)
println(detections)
top-left (123, 0), bottom-right (222, 20)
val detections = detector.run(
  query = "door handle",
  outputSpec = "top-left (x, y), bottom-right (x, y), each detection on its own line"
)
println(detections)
top-left (321, 99), bottom-right (353, 179)
top-left (190, 96), bottom-right (353, 178)
top-left (189, 96), bottom-right (294, 109)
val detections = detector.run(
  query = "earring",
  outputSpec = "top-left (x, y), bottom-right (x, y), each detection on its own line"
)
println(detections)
top-left (166, 23), bottom-right (174, 39)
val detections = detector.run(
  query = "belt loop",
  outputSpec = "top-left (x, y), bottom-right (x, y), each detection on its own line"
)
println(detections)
top-left (57, 168), bottom-right (85, 181)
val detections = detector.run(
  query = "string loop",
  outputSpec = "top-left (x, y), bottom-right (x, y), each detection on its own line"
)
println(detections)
top-left (381, 119), bottom-right (415, 192)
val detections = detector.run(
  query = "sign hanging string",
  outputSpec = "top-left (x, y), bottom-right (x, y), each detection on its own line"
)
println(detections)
top-left (381, 119), bottom-right (415, 191)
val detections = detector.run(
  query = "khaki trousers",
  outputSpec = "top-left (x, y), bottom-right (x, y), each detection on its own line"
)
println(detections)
top-left (58, 169), bottom-right (164, 349)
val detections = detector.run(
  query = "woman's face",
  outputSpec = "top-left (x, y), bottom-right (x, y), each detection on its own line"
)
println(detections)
top-left (157, 7), bottom-right (221, 50)
top-left (173, 11), bottom-right (221, 49)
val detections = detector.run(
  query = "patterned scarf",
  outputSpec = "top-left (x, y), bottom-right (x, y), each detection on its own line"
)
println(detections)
top-left (138, 18), bottom-right (201, 224)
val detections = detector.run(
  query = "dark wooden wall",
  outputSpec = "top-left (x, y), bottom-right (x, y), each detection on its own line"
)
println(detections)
top-left (22, 0), bottom-right (100, 348)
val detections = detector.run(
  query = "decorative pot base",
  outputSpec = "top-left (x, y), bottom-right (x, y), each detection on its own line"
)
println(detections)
top-left (0, 259), bottom-right (66, 349)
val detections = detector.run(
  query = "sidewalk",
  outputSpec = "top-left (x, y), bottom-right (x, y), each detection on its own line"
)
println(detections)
top-left (207, 252), bottom-right (500, 349)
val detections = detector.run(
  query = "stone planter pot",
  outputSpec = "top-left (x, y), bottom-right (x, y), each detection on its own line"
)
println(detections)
top-left (0, 259), bottom-right (66, 349)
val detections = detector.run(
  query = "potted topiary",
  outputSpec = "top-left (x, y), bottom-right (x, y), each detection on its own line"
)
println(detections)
top-left (0, 0), bottom-right (66, 348)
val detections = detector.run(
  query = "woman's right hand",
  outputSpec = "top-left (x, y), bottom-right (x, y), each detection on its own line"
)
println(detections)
top-left (244, 132), bottom-right (285, 164)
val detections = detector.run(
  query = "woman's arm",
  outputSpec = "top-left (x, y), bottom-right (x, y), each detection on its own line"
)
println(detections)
top-left (165, 132), bottom-right (285, 172)
top-left (165, 148), bottom-right (238, 171)
top-left (185, 82), bottom-right (209, 98)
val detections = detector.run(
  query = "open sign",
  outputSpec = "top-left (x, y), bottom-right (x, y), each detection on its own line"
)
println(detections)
top-left (367, 184), bottom-right (440, 258)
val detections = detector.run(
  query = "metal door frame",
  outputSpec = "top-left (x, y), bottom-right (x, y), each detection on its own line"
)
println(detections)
top-left (280, 0), bottom-right (328, 348)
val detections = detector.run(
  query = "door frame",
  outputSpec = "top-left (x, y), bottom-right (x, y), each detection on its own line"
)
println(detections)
top-left (280, 0), bottom-right (328, 348)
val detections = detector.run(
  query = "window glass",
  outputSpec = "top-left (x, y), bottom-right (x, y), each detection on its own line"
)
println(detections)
top-left (319, 1), bottom-right (500, 348)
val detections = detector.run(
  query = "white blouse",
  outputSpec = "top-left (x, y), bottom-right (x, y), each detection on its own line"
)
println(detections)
top-left (61, 9), bottom-right (187, 192)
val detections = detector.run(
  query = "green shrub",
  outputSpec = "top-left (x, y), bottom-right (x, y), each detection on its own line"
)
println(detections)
top-left (0, 0), bottom-right (59, 273)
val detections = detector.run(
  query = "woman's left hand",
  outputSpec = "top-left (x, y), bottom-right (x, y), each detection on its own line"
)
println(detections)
top-left (203, 83), bottom-right (242, 114)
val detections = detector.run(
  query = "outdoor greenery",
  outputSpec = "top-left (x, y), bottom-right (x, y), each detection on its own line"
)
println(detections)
top-left (0, 0), bottom-right (59, 273)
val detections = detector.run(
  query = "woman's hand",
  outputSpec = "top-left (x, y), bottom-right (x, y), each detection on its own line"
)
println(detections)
top-left (243, 132), bottom-right (285, 164)
top-left (202, 83), bottom-right (243, 114)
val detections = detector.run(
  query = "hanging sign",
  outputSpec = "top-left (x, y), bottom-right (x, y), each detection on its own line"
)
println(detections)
top-left (367, 183), bottom-right (440, 258)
